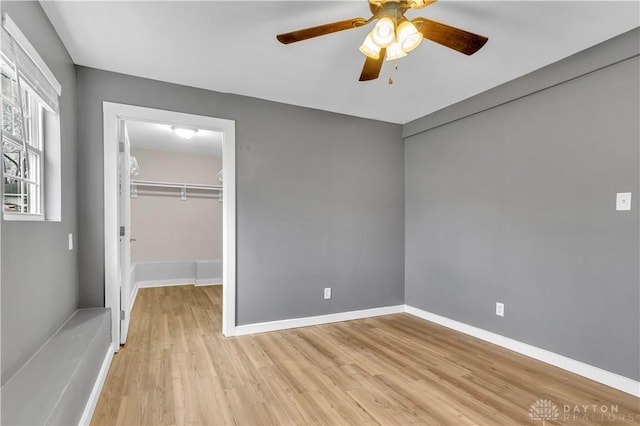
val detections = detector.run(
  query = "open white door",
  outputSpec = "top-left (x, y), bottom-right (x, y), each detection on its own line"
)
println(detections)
top-left (118, 119), bottom-right (132, 344)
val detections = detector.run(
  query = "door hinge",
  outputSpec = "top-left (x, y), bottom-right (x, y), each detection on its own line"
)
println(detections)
top-left (120, 310), bottom-right (125, 320)
top-left (119, 142), bottom-right (125, 153)
top-left (120, 226), bottom-right (125, 237)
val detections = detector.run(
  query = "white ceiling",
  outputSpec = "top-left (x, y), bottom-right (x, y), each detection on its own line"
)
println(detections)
top-left (126, 120), bottom-right (223, 156)
top-left (41, 1), bottom-right (639, 124)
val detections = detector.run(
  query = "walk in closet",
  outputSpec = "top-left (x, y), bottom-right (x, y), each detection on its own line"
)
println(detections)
top-left (127, 120), bottom-right (224, 289)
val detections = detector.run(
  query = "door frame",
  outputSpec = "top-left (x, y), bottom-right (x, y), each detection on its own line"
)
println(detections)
top-left (118, 119), bottom-right (132, 344)
top-left (103, 102), bottom-right (237, 350)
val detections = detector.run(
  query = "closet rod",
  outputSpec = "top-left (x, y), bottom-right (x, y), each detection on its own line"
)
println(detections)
top-left (131, 180), bottom-right (222, 191)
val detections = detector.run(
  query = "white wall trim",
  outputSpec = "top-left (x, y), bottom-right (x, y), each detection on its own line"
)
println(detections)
top-left (133, 260), bottom-right (221, 285)
top-left (2, 13), bottom-right (62, 95)
top-left (235, 305), bottom-right (405, 336)
top-left (129, 280), bottom-right (219, 313)
top-left (78, 343), bottom-right (115, 426)
top-left (136, 279), bottom-right (196, 288)
top-left (103, 102), bottom-right (237, 350)
top-left (103, 103), bottom-right (121, 352)
top-left (404, 305), bottom-right (640, 397)
top-left (134, 259), bottom-right (217, 265)
top-left (221, 114), bottom-right (236, 337)
top-left (195, 279), bottom-right (222, 286)
top-left (129, 284), bottom-right (139, 314)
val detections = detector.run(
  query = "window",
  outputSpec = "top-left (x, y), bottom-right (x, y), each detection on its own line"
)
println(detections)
top-left (2, 55), bottom-right (44, 214)
top-left (1, 13), bottom-right (61, 220)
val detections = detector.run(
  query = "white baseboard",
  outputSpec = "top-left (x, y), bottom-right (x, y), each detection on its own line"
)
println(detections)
top-left (195, 279), bottom-right (222, 286)
top-left (136, 279), bottom-right (195, 288)
top-left (129, 284), bottom-right (139, 313)
top-left (404, 305), bottom-right (640, 398)
top-left (132, 260), bottom-right (222, 289)
top-left (78, 343), bottom-right (115, 426)
top-left (235, 305), bottom-right (405, 336)
top-left (135, 279), bottom-right (220, 289)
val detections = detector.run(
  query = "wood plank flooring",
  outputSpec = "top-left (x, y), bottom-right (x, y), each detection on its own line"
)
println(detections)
top-left (91, 285), bottom-right (639, 425)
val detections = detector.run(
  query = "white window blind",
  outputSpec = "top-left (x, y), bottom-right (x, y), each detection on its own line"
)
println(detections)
top-left (1, 13), bottom-right (61, 113)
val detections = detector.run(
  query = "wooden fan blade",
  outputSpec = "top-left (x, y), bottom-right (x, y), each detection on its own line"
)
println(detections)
top-left (359, 48), bottom-right (386, 81)
top-left (413, 18), bottom-right (488, 55)
top-left (277, 18), bottom-right (368, 44)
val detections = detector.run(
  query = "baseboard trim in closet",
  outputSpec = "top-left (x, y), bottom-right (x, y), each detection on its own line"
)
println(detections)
top-left (136, 279), bottom-right (196, 288)
top-left (195, 279), bottom-right (222, 286)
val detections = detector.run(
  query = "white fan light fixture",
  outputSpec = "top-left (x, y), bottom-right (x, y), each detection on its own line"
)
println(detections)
top-left (360, 17), bottom-right (423, 61)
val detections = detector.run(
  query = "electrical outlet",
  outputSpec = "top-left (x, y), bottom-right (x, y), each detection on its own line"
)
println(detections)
top-left (496, 302), bottom-right (504, 317)
top-left (616, 192), bottom-right (632, 211)
top-left (323, 287), bottom-right (332, 300)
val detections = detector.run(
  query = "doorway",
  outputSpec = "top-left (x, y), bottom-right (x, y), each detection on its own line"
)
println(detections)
top-left (103, 103), bottom-right (236, 350)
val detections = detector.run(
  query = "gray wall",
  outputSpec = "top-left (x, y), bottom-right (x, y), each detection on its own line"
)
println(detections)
top-left (76, 67), bottom-right (405, 325)
top-left (1, 1), bottom-right (78, 384)
top-left (404, 31), bottom-right (639, 380)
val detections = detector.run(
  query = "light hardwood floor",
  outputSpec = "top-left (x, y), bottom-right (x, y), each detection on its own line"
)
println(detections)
top-left (91, 285), bottom-right (639, 425)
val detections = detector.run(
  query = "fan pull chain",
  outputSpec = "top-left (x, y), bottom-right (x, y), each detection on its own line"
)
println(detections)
top-left (388, 61), bottom-right (399, 85)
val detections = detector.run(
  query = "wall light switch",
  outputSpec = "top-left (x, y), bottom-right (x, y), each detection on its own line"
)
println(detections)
top-left (496, 302), bottom-right (504, 317)
top-left (323, 288), bottom-right (332, 300)
top-left (68, 233), bottom-right (73, 251)
top-left (616, 192), bottom-right (631, 211)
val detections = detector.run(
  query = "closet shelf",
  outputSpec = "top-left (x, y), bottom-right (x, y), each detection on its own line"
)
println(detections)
top-left (130, 180), bottom-right (222, 201)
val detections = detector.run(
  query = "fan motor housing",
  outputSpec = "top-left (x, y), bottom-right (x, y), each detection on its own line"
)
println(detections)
top-left (369, 0), bottom-right (421, 16)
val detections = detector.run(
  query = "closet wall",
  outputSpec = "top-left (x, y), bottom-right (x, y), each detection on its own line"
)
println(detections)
top-left (130, 148), bottom-right (222, 264)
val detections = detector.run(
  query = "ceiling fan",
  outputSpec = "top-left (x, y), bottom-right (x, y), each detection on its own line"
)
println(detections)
top-left (276, 0), bottom-right (488, 82)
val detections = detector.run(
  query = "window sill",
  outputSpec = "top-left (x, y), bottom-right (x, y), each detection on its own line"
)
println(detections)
top-left (3, 212), bottom-right (45, 222)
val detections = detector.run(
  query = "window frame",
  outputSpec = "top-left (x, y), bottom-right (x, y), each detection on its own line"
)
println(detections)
top-left (1, 12), bottom-right (61, 222)
top-left (2, 53), bottom-right (46, 220)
